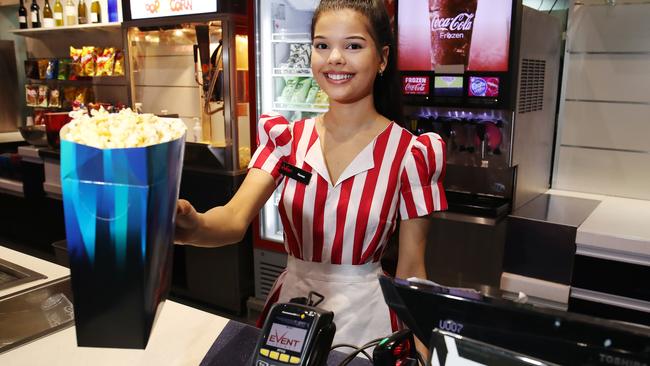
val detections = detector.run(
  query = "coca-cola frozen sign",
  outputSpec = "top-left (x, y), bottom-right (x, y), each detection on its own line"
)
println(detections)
top-left (398, 0), bottom-right (512, 72)
top-left (403, 76), bottom-right (430, 95)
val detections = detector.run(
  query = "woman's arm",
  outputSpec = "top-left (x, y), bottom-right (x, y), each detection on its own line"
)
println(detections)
top-left (396, 216), bottom-right (430, 280)
top-left (175, 168), bottom-right (277, 247)
top-left (397, 216), bottom-right (432, 360)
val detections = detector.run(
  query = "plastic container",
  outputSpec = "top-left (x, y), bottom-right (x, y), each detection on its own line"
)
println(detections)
top-left (44, 112), bottom-right (72, 148)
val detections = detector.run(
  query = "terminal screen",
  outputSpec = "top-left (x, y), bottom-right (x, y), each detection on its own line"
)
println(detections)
top-left (266, 316), bottom-right (310, 354)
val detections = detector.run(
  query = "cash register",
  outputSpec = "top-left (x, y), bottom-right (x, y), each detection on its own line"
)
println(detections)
top-left (379, 276), bottom-right (650, 366)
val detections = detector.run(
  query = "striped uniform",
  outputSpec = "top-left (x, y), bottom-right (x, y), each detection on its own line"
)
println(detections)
top-left (249, 113), bottom-right (447, 345)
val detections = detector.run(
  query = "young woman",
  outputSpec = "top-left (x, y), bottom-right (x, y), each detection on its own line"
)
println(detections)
top-left (175, 0), bottom-right (447, 347)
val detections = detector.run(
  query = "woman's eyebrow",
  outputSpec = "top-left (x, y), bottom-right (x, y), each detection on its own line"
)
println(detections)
top-left (312, 35), bottom-right (367, 41)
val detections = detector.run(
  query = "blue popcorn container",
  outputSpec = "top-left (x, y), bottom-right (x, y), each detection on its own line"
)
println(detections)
top-left (60, 121), bottom-right (185, 349)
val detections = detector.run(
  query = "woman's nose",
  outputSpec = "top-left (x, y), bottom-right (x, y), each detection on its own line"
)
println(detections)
top-left (327, 48), bottom-right (345, 65)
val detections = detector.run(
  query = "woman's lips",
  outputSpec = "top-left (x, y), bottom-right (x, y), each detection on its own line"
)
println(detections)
top-left (324, 72), bottom-right (355, 84)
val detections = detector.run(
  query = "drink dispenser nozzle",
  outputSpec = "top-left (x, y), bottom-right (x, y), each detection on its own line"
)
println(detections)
top-left (475, 122), bottom-right (487, 160)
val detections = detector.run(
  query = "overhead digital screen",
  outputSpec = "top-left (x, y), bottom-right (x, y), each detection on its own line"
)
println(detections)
top-left (128, 1), bottom-right (217, 20)
top-left (398, 0), bottom-right (512, 72)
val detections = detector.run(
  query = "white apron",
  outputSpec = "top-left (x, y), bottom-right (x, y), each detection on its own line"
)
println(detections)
top-left (272, 256), bottom-right (394, 348)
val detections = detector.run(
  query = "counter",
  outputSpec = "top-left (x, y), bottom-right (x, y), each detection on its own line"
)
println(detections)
top-left (0, 246), bottom-right (371, 365)
top-left (501, 190), bottom-right (650, 326)
top-left (1, 300), bottom-right (230, 366)
top-left (0, 245), bottom-right (229, 365)
top-left (0, 246), bottom-right (68, 298)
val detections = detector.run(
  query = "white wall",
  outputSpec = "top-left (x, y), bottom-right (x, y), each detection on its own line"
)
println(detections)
top-left (553, 2), bottom-right (650, 200)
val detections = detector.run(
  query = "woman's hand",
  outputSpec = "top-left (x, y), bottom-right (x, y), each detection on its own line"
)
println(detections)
top-left (174, 199), bottom-right (201, 244)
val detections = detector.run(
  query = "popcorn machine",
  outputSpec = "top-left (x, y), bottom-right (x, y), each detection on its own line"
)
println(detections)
top-left (122, 0), bottom-right (250, 171)
top-left (121, 0), bottom-right (254, 314)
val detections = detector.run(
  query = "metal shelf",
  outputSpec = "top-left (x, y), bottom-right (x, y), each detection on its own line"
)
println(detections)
top-left (271, 33), bottom-right (311, 43)
top-left (273, 102), bottom-right (328, 113)
top-left (9, 23), bottom-right (122, 38)
top-left (272, 68), bottom-right (312, 77)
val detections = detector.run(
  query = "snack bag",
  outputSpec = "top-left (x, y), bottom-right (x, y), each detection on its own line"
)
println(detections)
top-left (49, 88), bottom-right (62, 108)
top-left (60, 109), bottom-right (186, 348)
top-left (305, 79), bottom-right (320, 105)
top-left (38, 85), bottom-right (49, 107)
top-left (80, 46), bottom-right (97, 77)
top-left (70, 47), bottom-right (83, 79)
top-left (314, 89), bottom-right (329, 107)
top-left (24, 60), bottom-right (39, 79)
top-left (291, 77), bottom-right (312, 104)
top-left (278, 77), bottom-right (299, 104)
top-left (45, 59), bottom-right (59, 80)
top-left (37, 59), bottom-right (49, 80)
top-left (113, 49), bottom-right (125, 76)
top-left (25, 85), bottom-right (39, 106)
top-left (58, 59), bottom-right (71, 80)
top-left (95, 47), bottom-right (116, 77)
top-left (63, 87), bottom-right (77, 106)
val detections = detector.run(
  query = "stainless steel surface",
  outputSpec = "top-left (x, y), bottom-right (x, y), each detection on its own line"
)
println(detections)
top-left (430, 210), bottom-right (501, 226)
top-left (0, 258), bottom-right (46, 293)
top-left (509, 193), bottom-right (601, 227)
top-left (0, 40), bottom-right (19, 132)
top-left (0, 277), bottom-right (73, 354)
top-left (511, 7), bottom-right (562, 209)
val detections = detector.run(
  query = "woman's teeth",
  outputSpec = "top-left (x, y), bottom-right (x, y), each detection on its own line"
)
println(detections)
top-left (327, 73), bottom-right (353, 81)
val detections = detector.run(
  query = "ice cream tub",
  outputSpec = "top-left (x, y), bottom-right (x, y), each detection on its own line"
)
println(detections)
top-left (59, 110), bottom-right (186, 348)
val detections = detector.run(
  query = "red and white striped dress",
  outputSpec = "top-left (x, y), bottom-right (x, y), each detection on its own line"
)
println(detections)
top-left (249, 113), bottom-right (447, 346)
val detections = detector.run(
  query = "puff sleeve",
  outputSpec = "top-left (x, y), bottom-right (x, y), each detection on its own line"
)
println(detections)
top-left (248, 113), bottom-right (293, 184)
top-left (399, 133), bottom-right (448, 220)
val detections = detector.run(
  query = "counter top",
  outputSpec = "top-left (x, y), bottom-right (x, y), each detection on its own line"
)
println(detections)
top-left (0, 132), bottom-right (22, 144)
top-left (548, 190), bottom-right (650, 266)
top-left (0, 245), bottom-right (229, 365)
top-left (0, 246), bottom-right (69, 298)
top-left (1, 300), bottom-right (229, 366)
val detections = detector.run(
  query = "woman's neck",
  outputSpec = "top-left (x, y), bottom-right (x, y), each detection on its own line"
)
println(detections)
top-left (322, 95), bottom-right (383, 135)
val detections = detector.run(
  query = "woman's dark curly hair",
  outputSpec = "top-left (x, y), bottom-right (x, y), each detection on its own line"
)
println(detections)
top-left (311, 0), bottom-right (403, 125)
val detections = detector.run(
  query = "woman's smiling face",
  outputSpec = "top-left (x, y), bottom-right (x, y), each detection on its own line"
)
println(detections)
top-left (311, 8), bottom-right (388, 106)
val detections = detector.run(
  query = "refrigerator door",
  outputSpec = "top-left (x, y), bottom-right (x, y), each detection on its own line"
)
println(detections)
top-left (255, 0), bottom-right (326, 244)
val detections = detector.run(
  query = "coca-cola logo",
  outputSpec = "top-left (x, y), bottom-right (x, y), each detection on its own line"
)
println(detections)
top-left (403, 76), bottom-right (430, 95)
top-left (431, 13), bottom-right (475, 32)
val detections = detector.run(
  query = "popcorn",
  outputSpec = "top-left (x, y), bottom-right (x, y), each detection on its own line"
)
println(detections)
top-left (62, 108), bottom-right (186, 149)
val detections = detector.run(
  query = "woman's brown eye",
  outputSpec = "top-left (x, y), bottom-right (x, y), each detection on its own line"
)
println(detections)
top-left (314, 43), bottom-right (328, 50)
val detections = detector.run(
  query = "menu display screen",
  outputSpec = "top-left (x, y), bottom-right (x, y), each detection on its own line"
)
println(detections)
top-left (434, 76), bottom-right (464, 97)
top-left (128, 1), bottom-right (217, 20)
top-left (468, 76), bottom-right (499, 97)
top-left (397, 0), bottom-right (512, 72)
top-left (266, 316), bottom-right (310, 354)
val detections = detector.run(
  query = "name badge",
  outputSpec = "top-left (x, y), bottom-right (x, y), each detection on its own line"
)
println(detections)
top-left (279, 162), bottom-right (312, 185)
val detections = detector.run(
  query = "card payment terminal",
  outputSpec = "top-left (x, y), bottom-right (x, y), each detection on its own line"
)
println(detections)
top-left (250, 302), bottom-right (335, 366)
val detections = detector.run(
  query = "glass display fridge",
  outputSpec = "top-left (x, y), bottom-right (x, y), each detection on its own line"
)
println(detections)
top-left (252, 0), bottom-right (325, 301)
top-left (255, 0), bottom-right (325, 245)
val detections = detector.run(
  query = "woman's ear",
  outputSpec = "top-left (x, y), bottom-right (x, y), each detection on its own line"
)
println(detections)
top-left (380, 45), bottom-right (390, 72)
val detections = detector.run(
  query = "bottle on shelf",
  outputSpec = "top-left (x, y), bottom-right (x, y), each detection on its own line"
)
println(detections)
top-left (107, 0), bottom-right (118, 22)
top-left (65, 0), bottom-right (76, 26)
top-left (43, 0), bottom-right (54, 28)
top-left (90, 1), bottom-right (101, 23)
top-left (30, 0), bottom-right (40, 28)
top-left (53, 0), bottom-right (64, 26)
top-left (78, 0), bottom-right (87, 25)
top-left (18, 0), bottom-right (28, 29)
